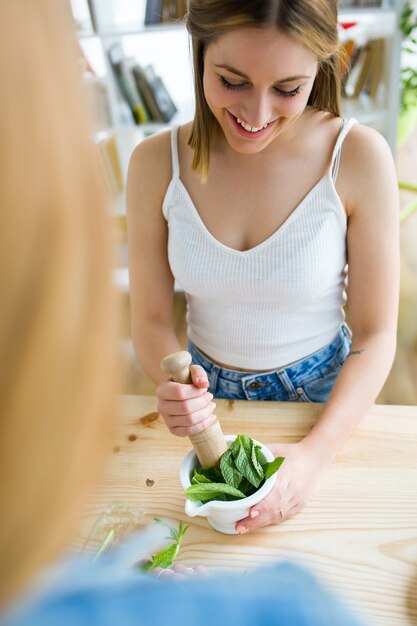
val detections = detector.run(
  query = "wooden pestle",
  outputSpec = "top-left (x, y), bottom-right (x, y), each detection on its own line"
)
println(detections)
top-left (160, 350), bottom-right (228, 467)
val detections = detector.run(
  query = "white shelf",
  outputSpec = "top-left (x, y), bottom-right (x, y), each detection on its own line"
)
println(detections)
top-left (338, 9), bottom-right (396, 43)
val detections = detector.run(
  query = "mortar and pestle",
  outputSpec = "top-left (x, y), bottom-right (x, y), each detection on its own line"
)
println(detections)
top-left (160, 351), bottom-right (278, 534)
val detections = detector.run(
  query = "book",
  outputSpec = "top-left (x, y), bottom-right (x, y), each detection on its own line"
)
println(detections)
top-left (95, 133), bottom-right (124, 196)
top-left (131, 64), bottom-right (164, 122)
top-left (343, 38), bottom-right (384, 99)
top-left (145, 0), bottom-right (163, 25)
top-left (132, 64), bottom-right (177, 123)
top-left (107, 43), bottom-right (150, 124)
top-left (141, 64), bottom-right (178, 123)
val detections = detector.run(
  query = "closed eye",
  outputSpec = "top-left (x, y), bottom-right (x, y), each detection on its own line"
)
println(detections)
top-left (218, 75), bottom-right (302, 98)
top-left (273, 85), bottom-right (302, 97)
top-left (218, 75), bottom-right (247, 90)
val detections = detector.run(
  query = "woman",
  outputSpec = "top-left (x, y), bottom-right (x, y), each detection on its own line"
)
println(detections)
top-left (127, 0), bottom-right (399, 532)
top-left (0, 1), bottom-right (368, 625)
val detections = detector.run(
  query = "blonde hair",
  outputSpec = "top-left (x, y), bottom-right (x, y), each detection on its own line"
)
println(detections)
top-left (0, 0), bottom-right (118, 604)
top-left (186, 0), bottom-right (342, 181)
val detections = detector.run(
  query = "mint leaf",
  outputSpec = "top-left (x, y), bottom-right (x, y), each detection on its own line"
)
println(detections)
top-left (137, 519), bottom-right (189, 572)
top-left (191, 471), bottom-right (213, 485)
top-left (238, 477), bottom-right (258, 497)
top-left (197, 465), bottom-right (223, 483)
top-left (220, 448), bottom-right (243, 488)
top-left (140, 543), bottom-right (179, 571)
top-left (251, 443), bottom-right (264, 479)
top-left (185, 482), bottom-right (246, 502)
top-left (185, 435), bottom-right (285, 505)
top-left (262, 456), bottom-right (285, 479)
top-left (231, 434), bottom-right (263, 489)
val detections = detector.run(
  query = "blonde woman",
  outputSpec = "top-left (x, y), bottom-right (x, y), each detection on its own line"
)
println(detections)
top-left (127, 0), bottom-right (399, 533)
top-left (0, 2), bottom-right (370, 625)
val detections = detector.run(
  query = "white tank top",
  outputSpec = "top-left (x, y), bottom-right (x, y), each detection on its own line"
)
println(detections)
top-left (162, 119), bottom-right (357, 370)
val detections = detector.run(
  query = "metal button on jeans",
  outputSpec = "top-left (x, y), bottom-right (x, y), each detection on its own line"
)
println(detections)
top-left (296, 387), bottom-right (303, 395)
top-left (248, 381), bottom-right (261, 390)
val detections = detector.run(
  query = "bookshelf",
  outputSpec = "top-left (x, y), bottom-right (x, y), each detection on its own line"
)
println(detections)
top-left (72, 0), bottom-right (406, 204)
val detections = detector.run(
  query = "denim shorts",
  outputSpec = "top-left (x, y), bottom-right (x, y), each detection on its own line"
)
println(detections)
top-left (188, 324), bottom-right (352, 403)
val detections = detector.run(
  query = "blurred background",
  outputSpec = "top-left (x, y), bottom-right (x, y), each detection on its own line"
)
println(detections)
top-left (71, 0), bottom-right (417, 404)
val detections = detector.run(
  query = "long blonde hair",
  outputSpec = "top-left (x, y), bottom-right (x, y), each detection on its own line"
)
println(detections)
top-left (186, 0), bottom-right (342, 181)
top-left (0, 0), bottom-right (118, 604)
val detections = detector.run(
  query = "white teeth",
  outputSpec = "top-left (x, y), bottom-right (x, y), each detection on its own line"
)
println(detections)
top-left (236, 117), bottom-right (268, 133)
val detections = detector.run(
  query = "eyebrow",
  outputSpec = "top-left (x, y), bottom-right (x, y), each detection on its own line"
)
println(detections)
top-left (214, 64), bottom-right (310, 84)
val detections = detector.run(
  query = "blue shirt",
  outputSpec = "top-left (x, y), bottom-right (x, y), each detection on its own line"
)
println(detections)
top-left (1, 528), bottom-right (367, 626)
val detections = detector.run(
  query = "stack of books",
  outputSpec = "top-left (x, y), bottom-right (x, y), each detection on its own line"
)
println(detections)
top-left (341, 37), bottom-right (385, 100)
top-left (107, 42), bottom-right (177, 125)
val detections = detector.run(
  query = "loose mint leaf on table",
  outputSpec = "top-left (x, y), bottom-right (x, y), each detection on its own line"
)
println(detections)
top-left (262, 456), bottom-right (285, 479)
top-left (136, 519), bottom-right (189, 573)
top-left (185, 482), bottom-right (246, 502)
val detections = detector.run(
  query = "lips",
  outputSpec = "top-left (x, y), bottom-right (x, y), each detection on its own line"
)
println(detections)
top-left (227, 111), bottom-right (272, 137)
top-left (236, 117), bottom-right (268, 133)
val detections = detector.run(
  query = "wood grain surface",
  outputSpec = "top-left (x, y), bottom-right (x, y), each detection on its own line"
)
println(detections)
top-left (79, 396), bottom-right (417, 626)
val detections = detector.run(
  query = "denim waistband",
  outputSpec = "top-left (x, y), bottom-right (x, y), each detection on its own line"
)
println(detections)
top-left (187, 324), bottom-right (352, 402)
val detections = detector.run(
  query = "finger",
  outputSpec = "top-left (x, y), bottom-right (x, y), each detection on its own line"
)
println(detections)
top-left (235, 493), bottom-right (289, 533)
top-left (194, 565), bottom-right (210, 576)
top-left (172, 564), bottom-right (197, 576)
top-left (158, 392), bottom-right (214, 418)
top-left (152, 567), bottom-right (177, 579)
top-left (167, 403), bottom-right (216, 429)
top-left (190, 364), bottom-right (210, 388)
top-left (157, 380), bottom-right (209, 402)
top-left (170, 414), bottom-right (219, 437)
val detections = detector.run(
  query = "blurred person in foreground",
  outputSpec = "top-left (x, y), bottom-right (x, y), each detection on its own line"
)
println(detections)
top-left (0, 2), bottom-right (367, 625)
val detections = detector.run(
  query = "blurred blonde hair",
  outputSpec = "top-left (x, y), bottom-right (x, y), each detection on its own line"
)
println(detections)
top-left (0, 0), bottom-right (118, 604)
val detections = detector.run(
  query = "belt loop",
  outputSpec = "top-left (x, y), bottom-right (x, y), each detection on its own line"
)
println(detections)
top-left (209, 365), bottom-right (220, 396)
top-left (275, 369), bottom-right (298, 401)
top-left (342, 322), bottom-right (353, 342)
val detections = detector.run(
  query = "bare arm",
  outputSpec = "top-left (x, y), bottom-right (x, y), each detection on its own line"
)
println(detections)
top-left (126, 131), bottom-right (180, 385)
top-left (303, 124), bottom-right (400, 461)
top-left (238, 124), bottom-right (400, 532)
top-left (126, 131), bottom-right (216, 435)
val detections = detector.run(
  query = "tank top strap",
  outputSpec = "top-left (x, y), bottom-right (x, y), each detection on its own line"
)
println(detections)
top-left (330, 117), bottom-right (358, 182)
top-left (170, 125), bottom-right (180, 179)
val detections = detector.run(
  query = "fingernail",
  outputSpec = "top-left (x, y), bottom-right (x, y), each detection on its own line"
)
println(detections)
top-left (250, 510), bottom-right (259, 519)
top-left (237, 525), bottom-right (248, 534)
top-left (197, 377), bottom-right (208, 385)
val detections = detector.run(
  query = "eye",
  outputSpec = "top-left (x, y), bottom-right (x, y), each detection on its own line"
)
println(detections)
top-left (274, 85), bottom-right (302, 98)
top-left (218, 75), bottom-right (247, 90)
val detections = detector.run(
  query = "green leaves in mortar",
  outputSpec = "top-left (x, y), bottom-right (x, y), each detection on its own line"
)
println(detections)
top-left (185, 434), bottom-right (285, 503)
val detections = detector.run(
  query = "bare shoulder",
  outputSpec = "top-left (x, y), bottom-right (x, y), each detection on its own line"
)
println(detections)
top-left (126, 128), bottom-right (173, 212)
top-left (337, 122), bottom-right (398, 215)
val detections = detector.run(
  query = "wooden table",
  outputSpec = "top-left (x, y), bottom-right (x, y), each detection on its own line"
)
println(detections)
top-left (80, 396), bottom-right (417, 626)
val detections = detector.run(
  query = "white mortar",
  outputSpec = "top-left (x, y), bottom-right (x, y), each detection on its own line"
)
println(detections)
top-left (179, 434), bottom-right (277, 534)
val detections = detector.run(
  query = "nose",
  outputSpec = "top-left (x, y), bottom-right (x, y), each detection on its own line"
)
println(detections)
top-left (240, 89), bottom-right (273, 127)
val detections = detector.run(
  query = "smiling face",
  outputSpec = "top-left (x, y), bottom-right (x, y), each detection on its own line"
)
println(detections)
top-left (203, 26), bottom-right (319, 154)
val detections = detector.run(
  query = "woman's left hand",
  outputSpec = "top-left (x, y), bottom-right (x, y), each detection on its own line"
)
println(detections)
top-left (235, 441), bottom-right (329, 533)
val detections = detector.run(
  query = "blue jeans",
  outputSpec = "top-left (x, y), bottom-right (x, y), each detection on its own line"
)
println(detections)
top-left (188, 324), bottom-right (352, 403)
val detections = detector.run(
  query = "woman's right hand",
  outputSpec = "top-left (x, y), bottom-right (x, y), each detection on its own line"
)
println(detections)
top-left (156, 365), bottom-right (217, 437)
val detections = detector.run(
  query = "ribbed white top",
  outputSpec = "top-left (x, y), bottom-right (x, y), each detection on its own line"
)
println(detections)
top-left (162, 119), bottom-right (356, 370)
